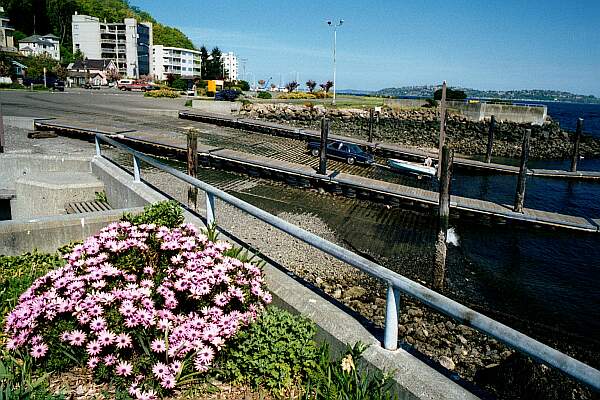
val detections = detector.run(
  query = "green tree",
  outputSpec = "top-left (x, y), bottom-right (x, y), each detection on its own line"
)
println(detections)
top-left (237, 80), bottom-right (250, 91)
top-left (306, 79), bottom-right (316, 93)
top-left (0, 53), bottom-right (12, 77)
top-left (434, 87), bottom-right (467, 101)
top-left (23, 53), bottom-right (59, 79)
top-left (199, 46), bottom-right (208, 78)
top-left (320, 80), bottom-right (333, 93)
top-left (204, 47), bottom-right (223, 80)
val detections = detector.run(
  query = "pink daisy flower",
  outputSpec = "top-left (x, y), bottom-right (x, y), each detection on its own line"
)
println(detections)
top-left (69, 330), bottom-right (87, 346)
top-left (115, 361), bottom-right (133, 376)
top-left (152, 362), bottom-right (169, 379)
top-left (115, 333), bottom-right (132, 349)
top-left (30, 343), bottom-right (48, 359)
top-left (150, 339), bottom-right (166, 353)
top-left (86, 340), bottom-right (102, 355)
top-left (87, 356), bottom-right (99, 369)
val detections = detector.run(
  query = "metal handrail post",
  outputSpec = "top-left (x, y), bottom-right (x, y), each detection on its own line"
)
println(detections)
top-left (206, 192), bottom-right (216, 226)
top-left (95, 135), bottom-right (101, 156)
top-left (384, 284), bottom-right (401, 350)
top-left (133, 155), bottom-right (141, 182)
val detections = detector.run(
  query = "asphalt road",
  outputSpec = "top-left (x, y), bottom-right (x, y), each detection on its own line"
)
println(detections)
top-left (0, 88), bottom-right (189, 121)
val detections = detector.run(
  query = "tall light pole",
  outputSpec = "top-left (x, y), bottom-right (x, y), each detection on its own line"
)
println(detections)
top-left (327, 19), bottom-right (343, 105)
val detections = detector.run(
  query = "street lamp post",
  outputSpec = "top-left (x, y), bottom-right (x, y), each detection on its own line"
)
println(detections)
top-left (327, 19), bottom-right (343, 105)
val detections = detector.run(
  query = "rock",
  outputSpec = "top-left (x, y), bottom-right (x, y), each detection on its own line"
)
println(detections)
top-left (439, 356), bottom-right (456, 371)
top-left (457, 334), bottom-right (468, 345)
top-left (345, 286), bottom-right (367, 299)
top-left (332, 288), bottom-right (342, 299)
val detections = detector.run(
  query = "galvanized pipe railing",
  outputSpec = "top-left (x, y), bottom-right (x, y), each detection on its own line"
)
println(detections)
top-left (95, 133), bottom-right (600, 391)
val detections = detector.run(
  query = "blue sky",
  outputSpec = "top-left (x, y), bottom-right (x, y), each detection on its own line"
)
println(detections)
top-left (134, 0), bottom-right (600, 95)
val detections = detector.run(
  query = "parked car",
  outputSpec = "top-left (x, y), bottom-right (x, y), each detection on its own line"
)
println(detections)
top-left (52, 80), bottom-right (65, 92)
top-left (215, 89), bottom-right (241, 101)
top-left (117, 79), bottom-right (134, 90)
top-left (307, 140), bottom-right (375, 165)
top-left (83, 82), bottom-right (101, 90)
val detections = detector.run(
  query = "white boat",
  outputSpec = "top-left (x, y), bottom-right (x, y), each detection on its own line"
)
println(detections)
top-left (387, 158), bottom-right (437, 177)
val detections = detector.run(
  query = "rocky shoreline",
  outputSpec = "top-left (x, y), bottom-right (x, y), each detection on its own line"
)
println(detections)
top-left (240, 103), bottom-right (600, 160)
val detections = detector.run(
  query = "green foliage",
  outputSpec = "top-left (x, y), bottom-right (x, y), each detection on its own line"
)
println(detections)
top-left (153, 23), bottom-right (195, 49)
top-left (0, 349), bottom-right (64, 400)
top-left (215, 307), bottom-right (319, 395)
top-left (171, 78), bottom-right (187, 91)
top-left (0, 83), bottom-right (24, 90)
top-left (206, 91), bottom-right (215, 97)
top-left (203, 47), bottom-right (224, 80)
top-left (22, 54), bottom-right (59, 80)
top-left (237, 80), bottom-right (250, 91)
top-left (94, 191), bottom-right (108, 203)
top-left (121, 200), bottom-right (184, 228)
top-left (185, 99), bottom-right (193, 107)
top-left (303, 343), bottom-right (398, 400)
top-left (0, 252), bottom-right (64, 322)
top-left (434, 87), bottom-right (467, 101)
top-left (423, 98), bottom-right (438, 108)
top-left (144, 89), bottom-right (179, 98)
top-left (257, 91), bottom-right (272, 99)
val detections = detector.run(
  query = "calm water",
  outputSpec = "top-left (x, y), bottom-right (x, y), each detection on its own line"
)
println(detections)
top-left (521, 101), bottom-right (600, 138)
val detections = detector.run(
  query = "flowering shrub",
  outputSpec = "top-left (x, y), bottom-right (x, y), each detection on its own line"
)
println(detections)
top-left (4, 221), bottom-right (271, 399)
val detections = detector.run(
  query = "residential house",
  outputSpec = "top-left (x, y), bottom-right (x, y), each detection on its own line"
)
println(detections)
top-left (67, 58), bottom-right (118, 86)
top-left (18, 34), bottom-right (60, 60)
top-left (220, 52), bottom-right (238, 81)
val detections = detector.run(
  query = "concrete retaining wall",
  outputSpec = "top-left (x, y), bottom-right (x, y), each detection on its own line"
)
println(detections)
top-left (0, 208), bottom-right (142, 255)
top-left (192, 99), bottom-right (241, 114)
top-left (0, 154), bottom-right (91, 191)
top-left (448, 101), bottom-right (547, 125)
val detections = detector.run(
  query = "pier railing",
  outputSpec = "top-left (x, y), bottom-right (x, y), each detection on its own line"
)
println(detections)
top-left (95, 133), bottom-right (600, 392)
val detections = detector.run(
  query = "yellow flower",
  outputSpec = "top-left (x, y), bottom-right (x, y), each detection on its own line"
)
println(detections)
top-left (340, 354), bottom-right (355, 373)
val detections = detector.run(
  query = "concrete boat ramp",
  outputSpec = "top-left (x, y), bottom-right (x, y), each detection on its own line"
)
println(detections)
top-left (34, 118), bottom-right (600, 233)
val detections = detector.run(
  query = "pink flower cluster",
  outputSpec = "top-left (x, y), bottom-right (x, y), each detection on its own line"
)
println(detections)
top-left (5, 221), bottom-right (271, 399)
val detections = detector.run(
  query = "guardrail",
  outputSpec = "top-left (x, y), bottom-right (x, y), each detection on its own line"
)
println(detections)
top-left (94, 133), bottom-right (600, 392)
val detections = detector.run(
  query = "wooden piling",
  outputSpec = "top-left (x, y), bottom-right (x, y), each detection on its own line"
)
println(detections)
top-left (437, 81), bottom-right (447, 178)
top-left (0, 102), bottom-right (4, 153)
top-left (368, 108), bottom-right (374, 143)
top-left (485, 115), bottom-right (496, 163)
top-left (570, 118), bottom-right (584, 172)
top-left (433, 145), bottom-right (453, 291)
top-left (514, 129), bottom-right (531, 213)
top-left (318, 117), bottom-right (329, 175)
top-left (186, 129), bottom-right (199, 208)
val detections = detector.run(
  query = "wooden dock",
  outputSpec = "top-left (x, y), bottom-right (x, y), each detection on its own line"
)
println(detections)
top-left (179, 110), bottom-right (600, 181)
top-left (33, 119), bottom-right (600, 233)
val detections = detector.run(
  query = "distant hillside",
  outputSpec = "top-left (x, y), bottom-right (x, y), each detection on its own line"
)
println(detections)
top-left (0, 0), bottom-right (195, 60)
top-left (375, 86), bottom-right (600, 104)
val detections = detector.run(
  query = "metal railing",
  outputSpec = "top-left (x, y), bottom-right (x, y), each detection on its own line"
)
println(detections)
top-left (94, 133), bottom-right (600, 392)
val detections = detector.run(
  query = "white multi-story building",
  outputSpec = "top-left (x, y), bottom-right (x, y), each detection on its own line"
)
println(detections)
top-left (152, 45), bottom-right (201, 81)
top-left (220, 51), bottom-right (238, 81)
top-left (18, 34), bottom-right (60, 60)
top-left (71, 13), bottom-right (152, 78)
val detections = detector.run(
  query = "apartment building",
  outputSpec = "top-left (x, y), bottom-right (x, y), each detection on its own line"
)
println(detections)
top-left (71, 13), bottom-right (152, 78)
top-left (152, 45), bottom-right (201, 81)
top-left (221, 51), bottom-right (238, 81)
top-left (18, 34), bottom-right (60, 60)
